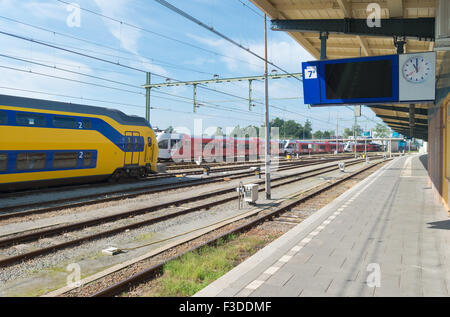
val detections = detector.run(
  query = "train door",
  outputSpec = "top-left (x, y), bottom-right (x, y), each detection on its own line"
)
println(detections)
top-left (124, 131), bottom-right (140, 166)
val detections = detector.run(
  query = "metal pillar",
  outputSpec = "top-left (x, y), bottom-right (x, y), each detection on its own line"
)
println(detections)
top-left (353, 114), bottom-right (357, 158)
top-left (409, 104), bottom-right (415, 137)
top-left (335, 112), bottom-right (339, 154)
top-left (264, 14), bottom-right (271, 200)
top-left (145, 72), bottom-right (151, 122)
top-left (389, 140), bottom-right (392, 158)
top-left (320, 32), bottom-right (329, 60)
top-left (364, 124), bottom-right (367, 157)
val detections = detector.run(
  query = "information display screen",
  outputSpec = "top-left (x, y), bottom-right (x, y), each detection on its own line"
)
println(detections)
top-left (324, 59), bottom-right (393, 100)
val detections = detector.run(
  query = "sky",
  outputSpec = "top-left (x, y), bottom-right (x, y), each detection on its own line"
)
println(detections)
top-left (0, 0), bottom-right (384, 136)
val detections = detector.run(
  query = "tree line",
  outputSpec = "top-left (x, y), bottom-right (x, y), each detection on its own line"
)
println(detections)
top-left (163, 118), bottom-right (392, 139)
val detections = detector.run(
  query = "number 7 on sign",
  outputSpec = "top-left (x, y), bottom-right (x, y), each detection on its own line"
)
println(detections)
top-left (305, 66), bottom-right (317, 79)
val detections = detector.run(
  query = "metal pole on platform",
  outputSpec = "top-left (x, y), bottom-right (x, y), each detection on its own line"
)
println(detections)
top-left (364, 123), bottom-right (367, 157)
top-left (264, 14), bottom-right (271, 200)
top-left (353, 114), bottom-right (357, 158)
top-left (336, 112), bottom-right (339, 155)
top-left (389, 140), bottom-right (392, 158)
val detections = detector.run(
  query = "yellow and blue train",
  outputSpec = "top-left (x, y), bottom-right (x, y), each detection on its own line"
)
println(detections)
top-left (0, 94), bottom-right (158, 191)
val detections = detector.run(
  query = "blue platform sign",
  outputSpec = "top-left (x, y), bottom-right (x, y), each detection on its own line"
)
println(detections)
top-left (302, 52), bottom-right (436, 106)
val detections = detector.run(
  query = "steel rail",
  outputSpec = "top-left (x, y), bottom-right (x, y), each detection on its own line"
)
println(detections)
top-left (89, 159), bottom-right (389, 297)
top-left (0, 158), bottom-right (371, 267)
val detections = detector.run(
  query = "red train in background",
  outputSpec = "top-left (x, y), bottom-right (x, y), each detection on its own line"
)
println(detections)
top-left (284, 140), bottom-right (381, 155)
top-left (156, 133), bottom-right (382, 162)
top-left (156, 133), bottom-right (284, 162)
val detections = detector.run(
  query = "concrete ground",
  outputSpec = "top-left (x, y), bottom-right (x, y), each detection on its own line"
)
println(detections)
top-left (195, 155), bottom-right (450, 297)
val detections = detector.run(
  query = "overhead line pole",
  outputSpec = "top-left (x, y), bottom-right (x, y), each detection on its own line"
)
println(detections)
top-left (145, 72), bottom-right (151, 123)
top-left (264, 14), bottom-right (271, 200)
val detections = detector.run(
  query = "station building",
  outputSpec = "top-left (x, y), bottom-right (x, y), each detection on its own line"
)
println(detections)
top-left (250, 0), bottom-right (450, 212)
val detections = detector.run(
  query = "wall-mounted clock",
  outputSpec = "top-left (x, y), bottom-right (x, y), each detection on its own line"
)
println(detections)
top-left (402, 56), bottom-right (432, 83)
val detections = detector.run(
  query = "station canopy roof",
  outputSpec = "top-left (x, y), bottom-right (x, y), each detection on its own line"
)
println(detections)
top-left (250, 0), bottom-right (443, 141)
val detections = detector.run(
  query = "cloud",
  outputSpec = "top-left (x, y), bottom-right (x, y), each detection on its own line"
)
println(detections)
top-left (94, 0), bottom-right (142, 55)
top-left (22, 1), bottom-right (67, 22)
top-left (187, 33), bottom-right (313, 74)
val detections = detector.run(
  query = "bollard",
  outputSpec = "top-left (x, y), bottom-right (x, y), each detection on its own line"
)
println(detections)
top-left (254, 167), bottom-right (261, 179)
top-left (203, 165), bottom-right (210, 176)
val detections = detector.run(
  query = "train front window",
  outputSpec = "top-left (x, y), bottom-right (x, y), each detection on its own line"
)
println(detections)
top-left (16, 153), bottom-right (46, 171)
top-left (53, 116), bottom-right (77, 129)
top-left (16, 113), bottom-right (46, 127)
top-left (53, 152), bottom-right (78, 169)
top-left (0, 111), bottom-right (7, 124)
top-left (158, 139), bottom-right (168, 149)
top-left (0, 154), bottom-right (7, 171)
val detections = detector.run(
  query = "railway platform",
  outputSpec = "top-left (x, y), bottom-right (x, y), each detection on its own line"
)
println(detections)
top-left (195, 154), bottom-right (450, 297)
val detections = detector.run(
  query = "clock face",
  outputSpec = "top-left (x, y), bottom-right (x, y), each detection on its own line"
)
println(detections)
top-left (402, 56), bottom-right (432, 83)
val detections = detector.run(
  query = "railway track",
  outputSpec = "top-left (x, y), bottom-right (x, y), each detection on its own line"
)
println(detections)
top-left (0, 157), bottom-right (376, 268)
top-left (0, 155), bottom-right (363, 220)
top-left (60, 158), bottom-right (390, 297)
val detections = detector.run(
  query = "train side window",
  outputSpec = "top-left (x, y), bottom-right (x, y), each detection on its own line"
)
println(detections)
top-left (158, 139), bottom-right (168, 149)
top-left (135, 138), bottom-right (139, 151)
top-left (53, 152), bottom-right (78, 169)
top-left (83, 152), bottom-right (93, 167)
top-left (53, 116), bottom-right (77, 129)
top-left (81, 119), bottom-right (92, 129)
top-left (302, 145), bottom-right (308, 150)
top-left (0, 111), bottom-right (7, 124)
top-left (0, 154), bottom-right (7, 171)
top-left (170, 139), bottom-right (181, 149)
top-left (16, 113), bottom-right (46, 127)
top-left (127, 137), bottom-right (132, 151)
top-left (16, 153), bottom-right (46, 171)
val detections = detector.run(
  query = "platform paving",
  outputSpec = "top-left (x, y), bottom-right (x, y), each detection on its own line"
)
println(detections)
top-left (195, 155), bottom-right (450, 297)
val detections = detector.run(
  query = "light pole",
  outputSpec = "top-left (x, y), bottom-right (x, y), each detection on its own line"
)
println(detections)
top-left (264, 14), bottom-right (271, 200)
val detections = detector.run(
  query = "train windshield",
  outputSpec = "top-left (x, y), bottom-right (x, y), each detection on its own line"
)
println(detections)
top-left (158, 139), bottom-right (169, 149)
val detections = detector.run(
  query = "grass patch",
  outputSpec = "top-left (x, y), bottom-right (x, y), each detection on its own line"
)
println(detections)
top-left (145, 233), bottom-right (269, 297)
top-left (137, 232), bottom-right (155, 241)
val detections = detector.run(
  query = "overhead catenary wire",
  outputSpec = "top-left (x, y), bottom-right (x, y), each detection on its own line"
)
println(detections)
top-left (0, 15), bottom-right (216, 77)
top-left (153, 0), bottom-right (301, 83)
top-left (0, 29), bottom-right (256, 106)
top-left (0, 16), bottom-right (316, 123)
top-left (54, 0), bottom-right (263, 70)
top-left (0, 29), bottom-right (275, 108)
top-left (0, 85), bottom-right (265, 124)
top-left (0, 64), bottom-right (145, 96)
top-left (0, 4), bottom-right (363, 133)
top-left (0, 53), bottom-right (143, 89)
